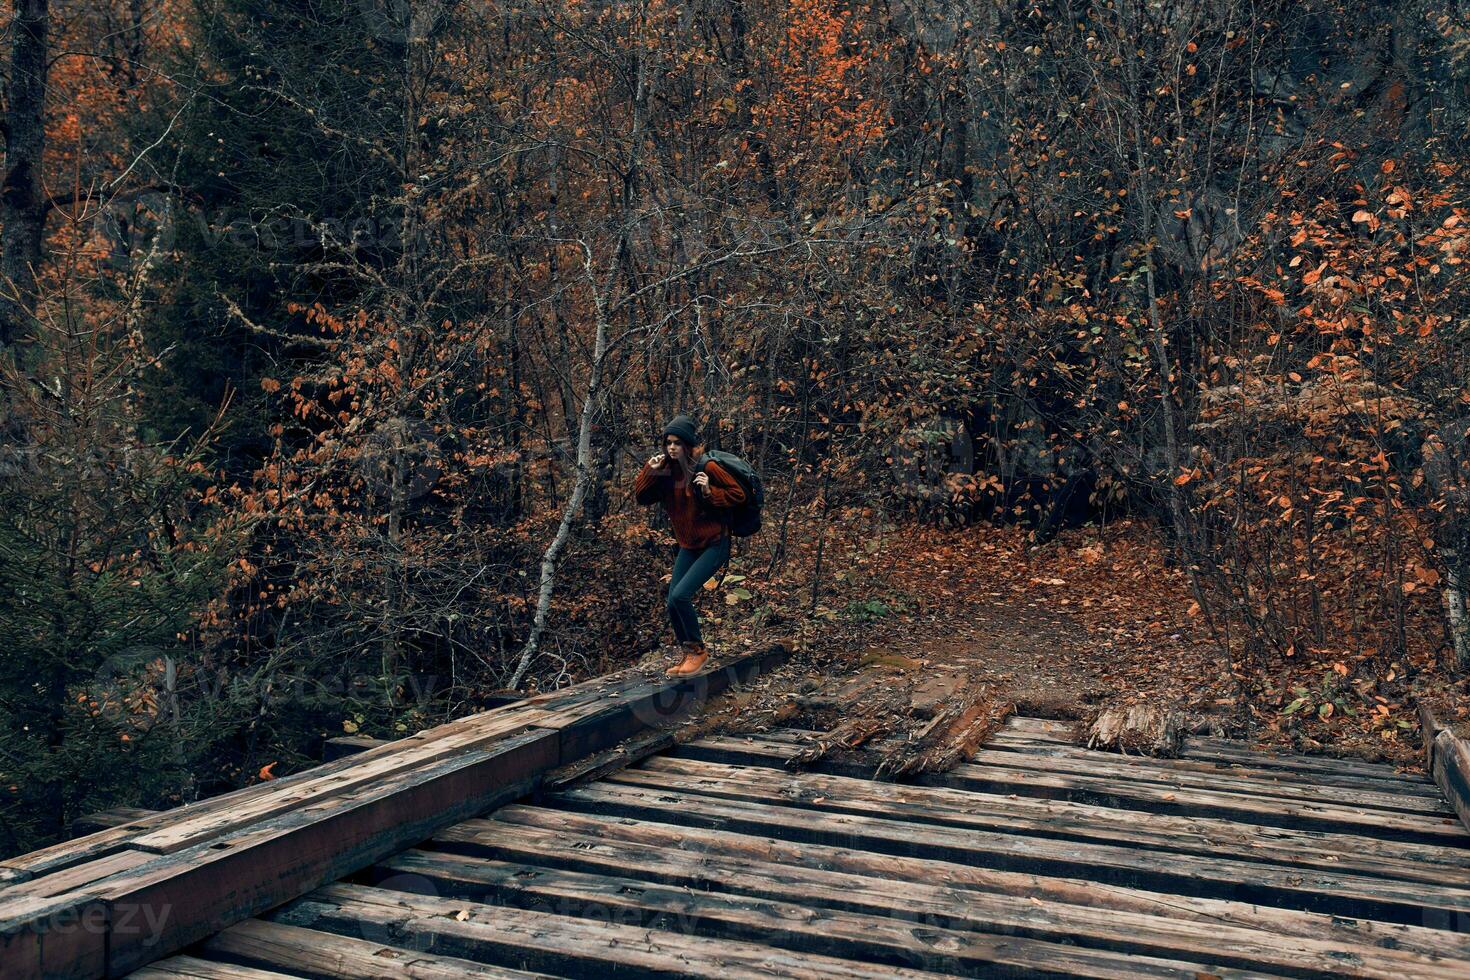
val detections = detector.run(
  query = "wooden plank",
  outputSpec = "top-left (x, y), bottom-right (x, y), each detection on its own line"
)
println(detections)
top-left (981, 735), bottom-right (1445, 798)
top-left (414, 824), bottom-right (1470, 978)
top-left (374, 849), bottom-right (1285, 980)
top-left (541, 728), bottom-right (676, 792)
top-left (958, 748), bottom-right (1450, 816)
top-left (1001, 717), bottom-right (1420, 781)
top-left (623, 754), bottom-right (1470, 883)
top-left (0, 850), bottom-right (155, 900)
top-left (198, 919), bottom-right (549, 979)
top-left (73, 808), bottom-right (162, 837)
top-left (475, 806), bottom-right (1470, 960)
top-left (675, 733), bottom-right (1469, 846)
top-left (933, 760), bottom-right (1465, 844)
top-left (321, 736), bottom-right (390, 761)
top-left (544, 779), bottom-right (1470, 926)
top-left (126, 954), bottom-right (304, 979)
top-left (274, 881), bottom-right (960, 980)
top-left (90, 729), bottom-right (558, 977)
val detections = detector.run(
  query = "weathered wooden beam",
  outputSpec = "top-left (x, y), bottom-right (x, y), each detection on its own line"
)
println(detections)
top-left (97, 728), bottom-right (558, 976)
top-left (0, 892), bottom-right (108, 980)
top-left (1422, 704), bottom-right (1470, 837)
top-left (1084, 703), bottom-right (1184, 757)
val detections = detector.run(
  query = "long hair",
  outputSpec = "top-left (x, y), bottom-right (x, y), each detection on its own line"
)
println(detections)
top-left (668, 438), bottom-right (702, 486)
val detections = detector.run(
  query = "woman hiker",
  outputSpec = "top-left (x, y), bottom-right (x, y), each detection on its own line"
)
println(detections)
top-left (634, 414), bottom-right (748, 676)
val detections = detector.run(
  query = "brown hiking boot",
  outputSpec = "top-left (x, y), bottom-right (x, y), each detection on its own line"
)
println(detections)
top-left (665, 641), bottom-right (710, 676)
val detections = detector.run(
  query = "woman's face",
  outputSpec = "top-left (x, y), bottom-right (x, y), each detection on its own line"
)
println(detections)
top-left (664, 435), bottom-right (685, 461)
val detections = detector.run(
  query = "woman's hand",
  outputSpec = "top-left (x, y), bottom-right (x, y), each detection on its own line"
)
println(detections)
top-left (692, 472), bottom-right (709, 493)
top-left (648, 453), bottom-right (667, 471)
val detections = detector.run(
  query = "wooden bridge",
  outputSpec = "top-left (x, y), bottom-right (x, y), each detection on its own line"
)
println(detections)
top-left (6, 639), bottom-right (1470, 979)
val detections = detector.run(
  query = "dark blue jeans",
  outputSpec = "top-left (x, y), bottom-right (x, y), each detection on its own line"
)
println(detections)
top-left (665, 533), bottom-right (731, 644)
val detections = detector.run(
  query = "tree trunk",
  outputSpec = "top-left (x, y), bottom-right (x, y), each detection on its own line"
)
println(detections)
top-left (1, 0), bottom-right (50, 356)
top-left (1442, 546), bottom-right (1470, 671)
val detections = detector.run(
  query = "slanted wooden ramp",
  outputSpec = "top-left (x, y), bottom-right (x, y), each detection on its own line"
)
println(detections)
top-left (134, 716), bottom-right (1470, 979)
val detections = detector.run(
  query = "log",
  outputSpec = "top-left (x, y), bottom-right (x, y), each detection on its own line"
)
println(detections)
top-left (789, 717), bottom-right (891, 768)
top-left (1084, 704), bottom-right (1184, 757)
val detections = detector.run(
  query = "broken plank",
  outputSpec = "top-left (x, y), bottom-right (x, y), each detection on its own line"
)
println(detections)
top-left (541, 728), bottom-right (676, 792)
top-left (525, 640), bottom-right (794, 762)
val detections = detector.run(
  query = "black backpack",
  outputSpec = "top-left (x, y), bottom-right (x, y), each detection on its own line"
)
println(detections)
top-left (694, 449), bottom-right (764, 537)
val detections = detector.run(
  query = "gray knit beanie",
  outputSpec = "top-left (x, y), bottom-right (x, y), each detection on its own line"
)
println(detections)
top-left (661, 414), bottom-right (701, 447)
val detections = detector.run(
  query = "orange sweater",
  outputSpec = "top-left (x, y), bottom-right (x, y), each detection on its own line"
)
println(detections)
top-left (634, 454), bottom-right (747, 549)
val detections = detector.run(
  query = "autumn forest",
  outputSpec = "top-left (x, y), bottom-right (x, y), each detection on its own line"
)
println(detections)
top-left (1, 0), bottom-right (1467, 859)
